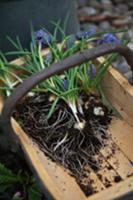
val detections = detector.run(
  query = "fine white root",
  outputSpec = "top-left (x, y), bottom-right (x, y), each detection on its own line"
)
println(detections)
top-left (53, 132), bottom-right (68, 151)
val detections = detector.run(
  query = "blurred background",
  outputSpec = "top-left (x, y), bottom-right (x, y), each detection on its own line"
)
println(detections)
top-left (77, 0), bottom-right (133, 45)
top-left (77, 0), bottom-right (133, 81)
top-left (0, 0), bottom-right (133, 52)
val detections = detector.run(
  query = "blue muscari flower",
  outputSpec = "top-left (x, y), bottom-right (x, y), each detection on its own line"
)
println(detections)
top-left (44, 53), bottom-right (52, 66)
top-left (66, 34), bottom-right (76, 49)
top-left (76, 28), bottom-right (96, 40)
top-left (87, 64), bottom-right (96, 77)
top-left (34, 29), bottom-right (51, 46)
top-left (35, 29), bottom-right (44, 39)
top-left (63, 79), bottom-right (68, 90)
top-left (98, 33), bottom-right (121, 45)
top-left (76, 31), bottom-right (86, 40)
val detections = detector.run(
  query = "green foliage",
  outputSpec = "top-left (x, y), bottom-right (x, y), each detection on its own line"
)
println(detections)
top-left (1, 23), bottom-right (128, 120)
top-left (0, 52), bottom-right (23, 96)
top-left (27, 179), bottom-right (43, 200)
top-left (0, 163), bottom-right (43, 200)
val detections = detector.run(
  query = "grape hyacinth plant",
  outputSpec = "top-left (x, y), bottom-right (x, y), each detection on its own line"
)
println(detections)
top-left (0, 52), bottom-right (22, 96)
top-left (2, 25), bottom-right (127, 121)
top-left (0, 24), bottom-right (130, 194)
top-left (34, 29), bottom-right (52, 47)
top-left (87, 64), bottom-right (97, 78)
top-left (76, 28), bottom-right (96, 40)
top-left (98, 33), bottom-right (121, 45)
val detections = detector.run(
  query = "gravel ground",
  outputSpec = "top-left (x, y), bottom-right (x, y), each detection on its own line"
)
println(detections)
top-left (77, 0), bottom-right (133, 82)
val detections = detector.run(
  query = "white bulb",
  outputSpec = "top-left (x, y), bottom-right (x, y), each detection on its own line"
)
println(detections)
top-left (27, 92), bottom-right (35, 97)
top-left (49, 94), bottom-right (55, 102)
top-left (93, 107), bottom-right (104, 116)
top-left (74, 121), bottom-right (86, 130)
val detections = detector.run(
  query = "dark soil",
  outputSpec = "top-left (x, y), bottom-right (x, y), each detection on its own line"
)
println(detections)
top-left (13, 92), bottom-right (113, 196)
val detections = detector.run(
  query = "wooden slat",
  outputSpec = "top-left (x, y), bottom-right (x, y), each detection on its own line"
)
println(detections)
top-left (79, 165), bottom-right (105, 193)
top-left (100, 138), bottom-right (133, 180)
top-left (100, 57), bottom-right (133, 128)
top-left (88, 176), bottom-right (133, 200)
top-left (92, 153), bottom-right (122, 187)
top-left (109, 118), bottom-right (133, 162)
top-left (87, 168), bottom-right (105, 192)
top-left (36, 147), bottom-right (86, 200)
top-left (39, 155), bottom-right (105, 197)
top-left (96, 167), bottom-right (120, 187)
